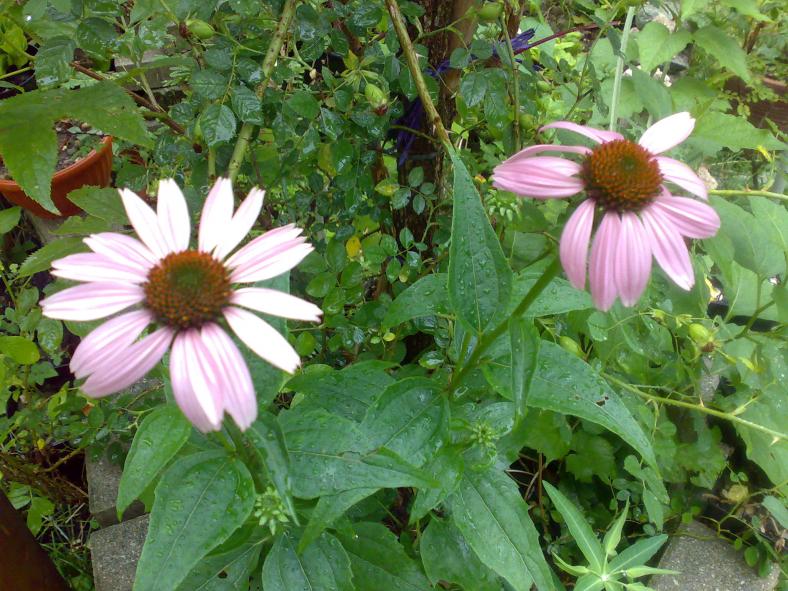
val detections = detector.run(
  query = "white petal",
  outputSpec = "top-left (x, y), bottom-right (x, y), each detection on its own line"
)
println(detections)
top-left (198, 178), bottom-right (234, 254)
top-left (224, 306), bottom-right (300, 373)
top-left (119, 189), bottom-right (171, 258)
top-left (157, 179), bottom-right (191, 252)
top-left (213, 188), bottom-right (264, 261)
top-left (231, 287), bottom-right (322, 321)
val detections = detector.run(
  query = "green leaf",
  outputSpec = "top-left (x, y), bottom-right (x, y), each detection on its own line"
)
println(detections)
top-left (603, 501), bottom-right (629, 558)
top-left (636, 23), bottom-right (692, 72)
top-left (383, 273), bottom-right (450, 326)
top-left (447, 149), bottom-right (512, 334)
top-left (0, 336), bottom-right (40, 365)
top-left (631, 68), bottom-right (672, 120)
top-left (244, 412), bottom-right (295, 520)
top-left (360, 377), bottom-right (446, 466)
top-left (262, 530), bottom-right (354, 591)
top-left (459, 71), bottom-right (487, 107)
top-left (762, 496), bottom-right (788, 529)
top-left (543, 482), bottom-right (605, 573)
top-left (192, 70), bottom-right (227, 101)
top-left (117, 405), bottom-right (191, 519)
top-left (693, 26), bottom-right (750, 82)
top-left (201, 105), bottom-right (237, 147)
top-left (18, 236), bottom-right (86, 276)
top-left (280, 408), bottom-right (436, 498)
top-left (287, 90), bottom-right (321, 119)
top-left (681, 0), bottom-right (707, 19)
top-left (0, 118), bottom-right (58, 213)
top-left (0, 207), bottom-right (21, 234)
top-left (750, 197), bottom-right (788, 261)
top-left (509, 317), bottom-right (540, 420)
top-left (175, 531), bottom-right (264, 591)
top-left (421, 518), bottom-right (499, 591)
top-left (498, 268), bottom-right (593, 321)
top-left (36, 318), bottom-right (63, 356)
top-left (693, 111), bottom-right (783, 152)
top-left (624, 565), bottom-right (680, 578)
top-left (34, 37), bottom-right (75, 87)
top-left (337, 522), bottom-right (431, 591)
top-left (230, 85), bottom-right (263, 126)
top-left (66, 186), bottom-right (128, 224)
top-left (608, 535), bottom-right (668, 572)
top-left (642, 489), bottom-right (665, 530)
top-left (298, 487), bottom-right (377, 553)
top-left (573, 574), bottom-right (605, 591)
top-left (735, 386), bottom-right (788, 488)
top-left (566, 431), bottom-right (616, 483)
top-left (134, 451), bottom-right (255, 591)
top-left (409, 445), bottom-right (464, 522)
top-left (449, 467), bottom-right (555, 591)
top-left (720, 0), bottom-right (771, 21)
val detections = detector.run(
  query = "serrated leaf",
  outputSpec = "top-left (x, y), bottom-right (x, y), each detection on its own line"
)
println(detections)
top-left (287, 90), bottom-right (320, 119)
top-left (0, 206), bottom-right (21, 234)
top-left (460, 71), bottom-right (487, 107)
top-left (544, 482), bottom-right (605, 573)
top-left (694, 110), bottom-right (784, 151)
top-left (34, 37), bottom-right (75, 87)
top-left (230, 85), bottom-right (263, 126)
top-left (383, 273), bottom-right (450, 326)
top-left (192, 70), bottom-right (227, 101)
top-left (337, 522), bottom-right (431, 591)
top-left (134, 451), bottom-right (255, 591)
top-left (201, 104), bottom-right (237, 147)
top-left (0, 118), bottom-right (58, 212)
top-left (693, 26), bottom-right (750, 82)
top-left (66, 186), bottom-right (128, 224)
top-left (117, 405), bottom-right (191, 519)
top-left (421, 518), bottom-right (499, 591)
top-left (637, 23), bottom-right (691, 72)
top-left (448, 149), bottom-right (512, 334)
top-left (449, 467), bottom-right (555, 591)
top-left (263, 530), bottom-right (354, 591)
top-left (18, 237), bottom-right (85, 276)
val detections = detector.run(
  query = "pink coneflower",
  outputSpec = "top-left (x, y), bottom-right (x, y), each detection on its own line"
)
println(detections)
top-left (492, 112), bottom-right (720, 310)
top-left (40, 179), bottom-right (321, 432)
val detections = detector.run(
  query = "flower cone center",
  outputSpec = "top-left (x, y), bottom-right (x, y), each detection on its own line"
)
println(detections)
top-left (582, 139), bottom-right (663, 212)
top-left (144, 251), bottom-right (232, 329)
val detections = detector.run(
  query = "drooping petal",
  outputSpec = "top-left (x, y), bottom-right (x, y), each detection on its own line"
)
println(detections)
top-left (498, 144), bottom-right (592, 166)
top-left (84, 232), bottom-right (157, 269)
top-left (640, 207), bottom-right (694, 290)
top-left (231, 287), bottom-right (323, 322)
top-left (169, 330), bottom-right (224, 432)
top-left (80, 327), bottom-right (173, 397)
top-left (213, 188), bottom-right (265, 261)
top-left (119, 189), bottom-right (170, 258)
top-left (589, 212), bottom-right (621, 311)
top-left (52, 252), bottom-right (149, 284)
top-left (40, 282), bottom-right (145, 321)
top-left (492, 157), bottom-right (586, 198)
top-left (198, 178), bottom-right (234, 254)
top-left (541, 121), bottom-right (624, 144)
top-left (638, 112), bottom-right (695, 154)
top-left (224, 306), bottom-right (300, 373)
top-left (224, 224), bottom-right (303, 270)
top-left (656, 157), bottom-right (708, 200)
top-left (651, 194), bottom-right (720, 238)
top-left (614, 212), bottom-right (652, 307)
top-left (559, 199), bottom-right (596, 289)
top-left (157, 179), bottom-right (191, 252)
top-left (230, 241), bottom-right (314, 284)
top-left (70, 309), bottom-right (153, 379)
top-left (199, 323), bottom-right (257, 430)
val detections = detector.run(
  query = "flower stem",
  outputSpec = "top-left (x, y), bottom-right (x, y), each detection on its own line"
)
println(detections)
top-left (227, 0), bottom-right (298, 181)
top-left (604, 373), bottom-right (787, 442)
top-left (384, 0), bottom-right (452, 149)
top-left (609, 6), bottom-right (635, 133)
top-left (225, 421), bottom-right (267, 491)
top-left (448, 257), bottom-right (562, 393)
top-left (500, 14), bottom-right (522, 151)
top-left (709, 189), bottom-right (788, 202)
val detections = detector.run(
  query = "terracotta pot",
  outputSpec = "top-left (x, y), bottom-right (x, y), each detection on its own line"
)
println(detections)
top-left (0, 136), bottom-right (113, 218)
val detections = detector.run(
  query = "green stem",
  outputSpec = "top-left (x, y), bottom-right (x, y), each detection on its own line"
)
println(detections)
top-left (735, 299), bottom-right (775, 338)
top-left (608, 6), bottom-right (635, 133)
top-left (501, 14), bottom-right (521, 151)
top-left (226, 0), bottom-right (299, 181)
top-left (385, 0), bottom-right (451, 149)
top-left (225, 421), bottom-right (267, 492)
top-left (709, 189), bottom-right (788, 202)
top-left (604, 373), bottom-right (787, 442)
top-left (448, 257), bottom-right (562, 393)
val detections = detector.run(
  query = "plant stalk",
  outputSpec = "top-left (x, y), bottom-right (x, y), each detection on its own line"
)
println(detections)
top-left (609, 6), bottom-right (635, 132)
top-left (709, 189), bottom-right (788, 202)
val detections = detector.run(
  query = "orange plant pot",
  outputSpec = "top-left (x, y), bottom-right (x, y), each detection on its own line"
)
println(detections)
top-left (0, 136), bottom-right (113, 219)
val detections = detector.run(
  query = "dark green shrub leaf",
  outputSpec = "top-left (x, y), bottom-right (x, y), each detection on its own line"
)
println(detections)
top-left (262, 530), bottom-right (353, 591)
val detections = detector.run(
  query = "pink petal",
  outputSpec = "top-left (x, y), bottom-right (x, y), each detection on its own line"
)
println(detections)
top-left (40, 282), bottom-right (145, 321)
top-left (70, 310), bottom-right (153, 379)
top-left (638, 112), bottom-right (695, 154)
top-left (198, 178), bottom-right (234, 254)
top-left (230, 242), bottom-right (314, 284)
top-left (614, 212), bottom-right (652, 307)
top-left (199, 323), bottom-right (257, 430)
top-left (651, 194), bottom-right (720, 238)
top-left (52, 252), bottom-right (149, 284)
top-left (492, 157), bottom-right (586, 198)
top-left (213, 188), bottom-right (265, 261)
top-left (231, 287), bottom-right (322, 322)
top-left (559, 199), bottom-right (595, 289)
top-left (119, 189), bottom-right (171, 258)
top-left (498, 144), bottom-right (592, 166)
top-left (84, 232), bottom-right (157, 270)
top-left (225, 224), bottom-right (304, 270)
top-left (589, 212), bottom-right (621, 311)
top-left (224, 306), bottom-right (300, 373)
top-left (81, 327), bottom-right (173, 397)
top-left (157, 179), bottom-right (191, 252)
top-left (656, 157), bottom-right (707, 200)
top-left (541, 121), bottom-right (624, 144)
top-left (169, 331), bottom-right (224, 432)
top-left (640, 207), bottom-right (694, 290)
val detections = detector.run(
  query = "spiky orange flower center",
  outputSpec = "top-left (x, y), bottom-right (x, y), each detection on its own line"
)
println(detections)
top-left (582, 139), bottom-right (663, 212)
top-left (144, 251), bottom-right (232, 329)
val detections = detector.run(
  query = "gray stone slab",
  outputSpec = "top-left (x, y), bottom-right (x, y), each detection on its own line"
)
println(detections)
top-left (651, 521), bottom-right (779, 591)
top-left (86, 450), bottom-right (145, 527)
top-left (90, 514), bottom-right (149, 591)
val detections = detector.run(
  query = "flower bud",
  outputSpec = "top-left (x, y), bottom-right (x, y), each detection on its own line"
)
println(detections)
top-left (185, 19), bottom-right (215, 40)
top-left (559, 336), bottom-right (583, 357)
top-left (688, 323), bottom-right (712, 346)
top-left (477, 2), bottom-right (504, 23)
top-left (364, 83), bottom-right (388, 110)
